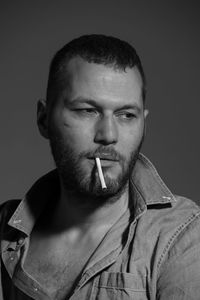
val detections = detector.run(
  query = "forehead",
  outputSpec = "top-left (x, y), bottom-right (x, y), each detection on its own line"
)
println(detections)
top-left (62, 57), bottom-right (143, 107)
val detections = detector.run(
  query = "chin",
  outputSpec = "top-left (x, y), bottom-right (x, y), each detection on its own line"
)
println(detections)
top-left (86, 175), bottom-right (128, 201)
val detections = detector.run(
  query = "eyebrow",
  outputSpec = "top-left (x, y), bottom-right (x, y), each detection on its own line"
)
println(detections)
top-left (67, 97), bottom-right (142, 113)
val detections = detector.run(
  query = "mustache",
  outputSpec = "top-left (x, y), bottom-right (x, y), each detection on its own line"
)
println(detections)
top-left (81, 147), bottom-right (124, 161)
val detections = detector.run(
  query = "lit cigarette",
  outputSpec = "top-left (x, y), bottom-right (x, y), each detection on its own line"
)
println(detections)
top-left (95, 157), bottom-right (107, 189)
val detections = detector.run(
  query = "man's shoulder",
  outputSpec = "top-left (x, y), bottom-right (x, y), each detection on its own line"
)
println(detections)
top-left (167, 195), bottom-right (200, 246)
top-left (171, 194), bottom-right (200, 219)
top-left (131, 195), bottom-right (200, 291)
top-left (144, 194), bottom-right (200, 232)
top-left (135, 194), bottom-right (200, 262)
top-left (156, 196), bottom-right (200, 296)
top-left (168, 195), bottom-right (200, 240)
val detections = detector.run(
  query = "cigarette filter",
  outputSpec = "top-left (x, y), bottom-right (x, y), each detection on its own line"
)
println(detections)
top-left (95, 157), bottom-right (107, 189)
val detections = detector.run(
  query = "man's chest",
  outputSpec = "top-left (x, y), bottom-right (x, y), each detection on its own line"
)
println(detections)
top-left (23, 237), bottom-right (96, 300)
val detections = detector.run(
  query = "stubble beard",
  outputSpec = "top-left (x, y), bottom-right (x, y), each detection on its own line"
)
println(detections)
top-left (49, 134), bottom-right (144, 203)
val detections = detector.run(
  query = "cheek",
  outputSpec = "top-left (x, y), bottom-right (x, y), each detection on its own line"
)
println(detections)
top-left (69, 129), bottom-right (92, 148)
top-left (118, 124), bottom-right (144, 155)
top-left (50, 110), bottom-right (94, 148)
top-left (61, 124), bottom-right (95, 154)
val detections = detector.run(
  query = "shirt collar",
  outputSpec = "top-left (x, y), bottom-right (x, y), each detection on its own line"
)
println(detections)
top-left (8, 154), bottom-right (175, 236)
top-left (131, 153), bottom-right (176, 206)
top-left (8, 170), bottom-right (59, 235)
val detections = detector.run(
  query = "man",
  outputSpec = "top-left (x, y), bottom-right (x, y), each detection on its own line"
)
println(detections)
top-left (0, 34), bottom-right (200, 299)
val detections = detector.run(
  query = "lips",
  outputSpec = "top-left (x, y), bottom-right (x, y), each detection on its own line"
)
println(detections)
top-left (97, 155), bottom-right (118, 161)
top-left (88, 154), bottom-right (119, 161)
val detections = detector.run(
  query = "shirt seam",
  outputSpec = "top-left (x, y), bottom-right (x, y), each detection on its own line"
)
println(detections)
top-left (157, 210), bottom-right (200, 274)
top-left (95, 285), bottom-right (146, 292)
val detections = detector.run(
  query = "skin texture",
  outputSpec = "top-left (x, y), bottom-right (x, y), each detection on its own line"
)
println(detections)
top-left (37, 57), bottom-right (148, 228)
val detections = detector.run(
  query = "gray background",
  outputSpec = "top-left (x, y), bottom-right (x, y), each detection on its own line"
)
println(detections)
top-left (0, 1), bottom-right (199, 204)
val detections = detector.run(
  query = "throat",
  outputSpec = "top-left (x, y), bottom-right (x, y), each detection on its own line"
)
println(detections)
top-left (51, 184), bottom-right (130, 231)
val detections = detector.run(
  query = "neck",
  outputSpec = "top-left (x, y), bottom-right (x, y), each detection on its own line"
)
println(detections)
top-left (51, 182), bottom-right (130, 233)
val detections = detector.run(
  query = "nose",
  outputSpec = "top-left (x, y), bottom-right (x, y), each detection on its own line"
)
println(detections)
top-left (94, 115), bottom-right (118, 145)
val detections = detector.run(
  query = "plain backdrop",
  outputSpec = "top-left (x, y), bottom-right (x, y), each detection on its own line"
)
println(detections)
top-left (0, 0), bottom-right (199, 204)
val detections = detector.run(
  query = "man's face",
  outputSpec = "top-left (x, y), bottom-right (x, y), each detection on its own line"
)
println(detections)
top-left (45, 57), bottom-right (148, 198)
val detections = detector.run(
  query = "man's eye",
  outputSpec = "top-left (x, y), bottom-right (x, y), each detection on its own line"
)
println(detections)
top-left (76, 108), bottom-right (98, 115)
top-left (116, 112), bottom-right (136, 120)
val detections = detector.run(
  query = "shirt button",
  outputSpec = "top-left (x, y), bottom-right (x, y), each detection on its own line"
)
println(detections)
top-left (34, 287), bottom-right (38, 292)
top-left (18, 238), bottom-right (24, 245)
top-left (10, 256), bottom-right (14, 261)
top-left (13, 219), bottom-right (22, 224)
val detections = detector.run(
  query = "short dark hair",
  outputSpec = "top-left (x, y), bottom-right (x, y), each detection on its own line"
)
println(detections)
top-left (46, 34), bottom-right (146, 106)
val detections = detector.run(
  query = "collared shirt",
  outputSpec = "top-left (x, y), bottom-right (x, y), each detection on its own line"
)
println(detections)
top-left (1, 154), bottom-right (200, 299)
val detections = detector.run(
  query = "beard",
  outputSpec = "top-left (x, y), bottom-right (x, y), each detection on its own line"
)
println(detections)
top-left (49, 132), bottom-right (144, 201)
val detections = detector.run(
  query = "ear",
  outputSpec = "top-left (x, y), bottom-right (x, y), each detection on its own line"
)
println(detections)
top-left (144, 109), bottom-right (149, 119)
top-left (143, 108), bottom-right (149, 136)
top-left (37, 99), bottom-right (49, 139)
